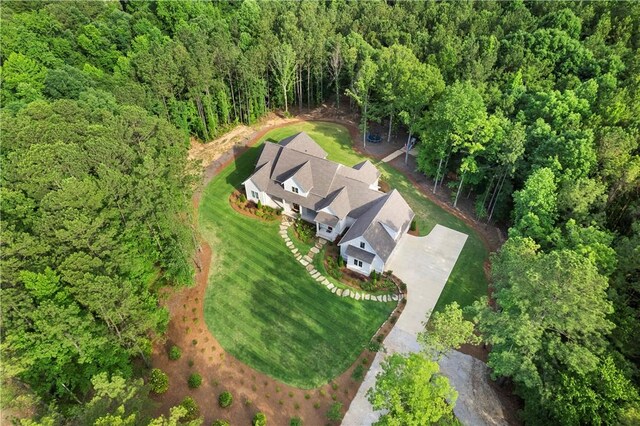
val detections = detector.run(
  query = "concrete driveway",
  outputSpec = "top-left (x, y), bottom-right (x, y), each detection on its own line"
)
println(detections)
top-left (342, 224), bottom-right (468, 425)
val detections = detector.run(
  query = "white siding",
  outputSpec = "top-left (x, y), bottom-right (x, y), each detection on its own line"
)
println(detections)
top-left (244, 180), bottom-right (278, 208)
top-left (347, 258), bottom-right (372, 275)
top-left (283, 177), bottom-right (309, 197)
top-left (339, 236), bottom-right (384, 275)
top-left (316, 217), bottom-right (346, 241)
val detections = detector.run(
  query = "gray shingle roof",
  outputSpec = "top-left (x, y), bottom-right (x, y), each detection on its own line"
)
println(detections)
top-left (289, 161), bottom-right (314, 192)
top-left (247, 161), bottom-right (272, 191)
top-left (345, 245), bottom-right (376, 264)
top-left (245, 135), bottom-right (414, 262)
top-left (339, 190), bottom-right (414, 262)
top-left (314, 211), bottom-right (339, 227)
top-left (344, 160), bottom-right (380, 184)
top-left (317, 187), bottom-right (351, 218)
top-left (280, 132), bottom-right (328, 158)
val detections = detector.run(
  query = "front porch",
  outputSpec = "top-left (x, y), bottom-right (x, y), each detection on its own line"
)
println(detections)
top-left (295, 206), bottom-right (342, 242)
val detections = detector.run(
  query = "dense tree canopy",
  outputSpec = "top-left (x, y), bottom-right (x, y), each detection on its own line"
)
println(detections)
top-left (1, 0), bottom-right (639, 423)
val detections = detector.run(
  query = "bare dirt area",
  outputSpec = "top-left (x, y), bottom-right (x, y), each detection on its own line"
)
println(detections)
top-left (153, 107), bottom-right (517, 425)
top-left (439, 350), bottom-right (523, 426)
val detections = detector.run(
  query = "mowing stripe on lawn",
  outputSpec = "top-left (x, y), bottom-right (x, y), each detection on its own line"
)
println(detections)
top-left (200, 139), bottom-right (393, 388)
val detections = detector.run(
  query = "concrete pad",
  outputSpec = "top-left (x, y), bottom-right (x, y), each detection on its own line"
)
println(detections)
top-left (381, 149), bottom-right (404, 163)
top-left (342, 225), bottom-right (468, 426)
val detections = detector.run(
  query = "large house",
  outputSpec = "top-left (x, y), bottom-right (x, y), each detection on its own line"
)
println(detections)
top-left (243, 132), bottom-right (414, 276)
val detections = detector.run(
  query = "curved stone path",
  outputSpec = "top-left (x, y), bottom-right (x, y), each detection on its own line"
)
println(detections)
top-left (279, 217), bottom-right (400, 303)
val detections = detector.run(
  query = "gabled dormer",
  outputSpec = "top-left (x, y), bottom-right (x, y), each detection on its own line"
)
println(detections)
top-left (283, 161), bottom-right (313, 197)
top-left (380, 222), bottom-right (400, 241)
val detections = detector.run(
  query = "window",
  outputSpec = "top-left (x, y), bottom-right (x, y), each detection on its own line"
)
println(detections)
top-left (251, 191), bottom-right (259, 199)
top-left (353, 258), bottom-right (363, 268)
top-left (291, 187), bottom-right (299, 194)
top-left (360, 242), bottom-right (366, 249)
top-left (327, 226), bottom-right (333, 232)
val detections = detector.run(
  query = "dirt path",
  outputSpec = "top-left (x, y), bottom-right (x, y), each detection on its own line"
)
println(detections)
top-left (152, 109), bottom-right (513, 424)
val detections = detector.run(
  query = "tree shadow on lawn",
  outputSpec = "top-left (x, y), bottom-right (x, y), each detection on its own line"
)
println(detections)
top-left (225, 144), bottom-right (263, 189)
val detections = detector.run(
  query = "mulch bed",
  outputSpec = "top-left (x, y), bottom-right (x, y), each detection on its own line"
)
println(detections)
top-left (321, 244), bottom-right (400, 295)
top-left (228, 190), bottom-right (280, 222)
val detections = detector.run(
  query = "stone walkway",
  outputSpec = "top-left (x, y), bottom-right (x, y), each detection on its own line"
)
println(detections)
top-left (342, 225), bottom-right (469, 425)
top-left (279, 218), bottom-right (399, 303)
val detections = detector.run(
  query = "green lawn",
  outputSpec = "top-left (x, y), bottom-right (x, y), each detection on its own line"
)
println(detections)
top-left (199, 140), bottom-right (394, 389)
top-left (259, 121), bottom-right (489, 314)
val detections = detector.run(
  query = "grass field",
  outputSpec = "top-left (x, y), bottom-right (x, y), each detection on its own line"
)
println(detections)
top-left (199, 139), bottom-right (395, 389)
top-left (258, 122), bottom-right (489, 314)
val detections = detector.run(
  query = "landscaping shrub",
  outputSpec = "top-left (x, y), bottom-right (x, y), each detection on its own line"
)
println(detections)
top-left (338, 256), bottom-right (345, 267)
top-left (410, 219), bottom-right (417, 232)
top-left (218, 391), bottom-right (233, 408)
top-left (327, 402), bottom-right (343, 421)
top-left (253, 412), bottom-right (267, 426)
top-left (212, 421), bottom-right (230, 426)
top-left (313, 402), bottom-right (320, 409)
top-left (257, 201), bottom-right (263, 209)
top-left (360, 279), bottom-right (375, 292)
top-left (290, 417), bottom-right (302, 426)
top-left (351, 364), bottom-right (365, 381)
top-left (239, 193), bottom-right (247, 203)
top-left (180, 396), bottom-right (200, 421)
top-left (368, 341), bottom-right (382, 352)
top-left (168, 345), bottom-right (181, 360)
top-left (188, 373), bottom-right (202, 389)
top-left (326, 255), bottom-right (343, 280)
top-left (294, 218), bottom-right (315, 243)
top-left (149, 368), bottom-right (169, 394)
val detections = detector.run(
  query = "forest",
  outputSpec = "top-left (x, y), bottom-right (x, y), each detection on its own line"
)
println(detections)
top-left (1, 0), bottom-right (639, 424)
